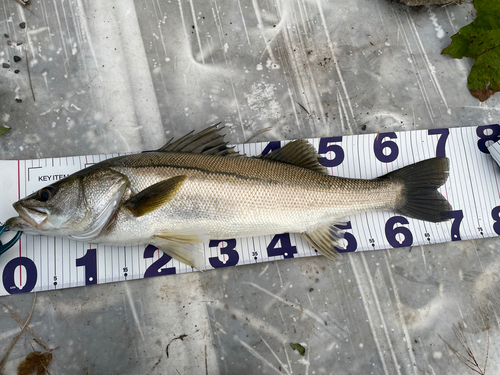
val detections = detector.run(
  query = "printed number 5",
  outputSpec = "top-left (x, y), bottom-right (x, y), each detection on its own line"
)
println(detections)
top-left (318, 137), bottom-right (344, 167)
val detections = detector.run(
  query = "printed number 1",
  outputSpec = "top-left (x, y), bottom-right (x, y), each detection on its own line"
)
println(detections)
top-left (76, 249), bottom-right (97, 285)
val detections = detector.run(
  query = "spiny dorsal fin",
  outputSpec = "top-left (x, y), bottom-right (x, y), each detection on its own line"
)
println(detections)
top-left (261, 139), bottom-right (328, 174)
top-left (301, 222), bottom-right (346, 260)
top-left (124, 175), bottom-right (187, 217)
top-left (158, 123), bottom-right (242, 157)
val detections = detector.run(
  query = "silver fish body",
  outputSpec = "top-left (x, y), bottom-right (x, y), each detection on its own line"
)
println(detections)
top-left (6, 126), bottom-right (452, 268)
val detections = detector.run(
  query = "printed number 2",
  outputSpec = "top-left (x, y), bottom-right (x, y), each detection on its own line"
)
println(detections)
top-left (76, 249), bottom-right (97, 285)
top-left (144, 245), bottom-right (176, 277)
top-left (2, 257), bottom-right (38, 294)
top-left (209, 239), bottom-right (239, 268)
top-left (477, 125), bottom-right (500, 154)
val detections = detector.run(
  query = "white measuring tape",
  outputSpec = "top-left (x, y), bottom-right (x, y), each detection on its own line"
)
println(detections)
top-left (1, 125), bottom-right (499, 296)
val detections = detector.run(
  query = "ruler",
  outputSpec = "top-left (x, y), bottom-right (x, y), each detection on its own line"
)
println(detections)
top-left (1, 125), bottom-right (500, 296)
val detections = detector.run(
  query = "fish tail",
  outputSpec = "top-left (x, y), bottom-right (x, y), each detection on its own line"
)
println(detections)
top-left (383, 157), bottom-right (452, 222)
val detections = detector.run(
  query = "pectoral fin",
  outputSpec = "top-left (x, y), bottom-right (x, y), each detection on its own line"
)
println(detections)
top-left (301, 223), bottom-right (345, 260)
top-left (152, 229), bottom-right (209, 270)
top-left (124, 175), bottom-right (187, 217)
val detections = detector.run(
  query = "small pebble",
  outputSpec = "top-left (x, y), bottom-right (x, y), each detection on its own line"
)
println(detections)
top-left (361, 124), bottom-right (367, 131)
top-left (4, 33), bottom-right (8, 38)
top-left (2, 63), bottom-right (10, 69)
top-left (15, 98), bottom-right (22, 103)
top-left (19, 22), bottom-right (26, 29)
top-left (7, 40), bottom-right (11, 46)
top-left (16, 40), bottom-right (23, 46)
top-left (13, 56), bottom-right (21, 63)
top-left (14, 69), bottom-right (20, 74)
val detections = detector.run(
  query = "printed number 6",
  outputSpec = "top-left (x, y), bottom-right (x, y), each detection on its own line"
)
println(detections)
top-left (385, 216), bottom-right (413, 247)
top-left (374, 133), bottom-right (399, 163)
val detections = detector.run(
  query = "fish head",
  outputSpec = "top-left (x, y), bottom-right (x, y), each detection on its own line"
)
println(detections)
top-left (6, 168), bottom-right (128, 240)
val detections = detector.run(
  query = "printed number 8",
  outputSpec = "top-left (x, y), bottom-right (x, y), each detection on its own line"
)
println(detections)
top-left (476, 125), bottom-right (500, 154)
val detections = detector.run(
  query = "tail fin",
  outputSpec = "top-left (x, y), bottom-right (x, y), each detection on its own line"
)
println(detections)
top-left (383, 157), bottom-right (452, 222)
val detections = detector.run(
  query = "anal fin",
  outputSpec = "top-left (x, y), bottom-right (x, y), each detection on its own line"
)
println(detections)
top-left (301, 223), bottom-right (346, 260)
top-left (151, 229), bottom-right (210, 270)
top-left (124, 176), bottom-right (187, 217)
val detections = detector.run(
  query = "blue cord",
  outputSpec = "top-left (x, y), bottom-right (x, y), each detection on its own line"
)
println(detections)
top-left (0, 224), bottom-right (23, 257)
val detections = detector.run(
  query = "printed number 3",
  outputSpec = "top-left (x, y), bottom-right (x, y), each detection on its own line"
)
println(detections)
top-left (209, 239), bottom-right (239, 268)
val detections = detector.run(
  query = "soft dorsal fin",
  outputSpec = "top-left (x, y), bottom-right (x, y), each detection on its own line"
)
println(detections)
top-left (157, 123), bottom-right (242, 157)
top-left (261, 139), bottom-right (328, 174)
top-left (124, 175), bottom-right (187, 217)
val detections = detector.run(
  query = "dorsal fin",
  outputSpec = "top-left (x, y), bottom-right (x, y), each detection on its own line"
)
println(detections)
top-left (261, 139), bottom-right (328, 174)
top-left (157, 123), bottom-right (242, 157)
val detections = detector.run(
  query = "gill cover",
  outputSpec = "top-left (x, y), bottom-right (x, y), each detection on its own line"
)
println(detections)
top-left (8, 168), bottom-right (128, 240)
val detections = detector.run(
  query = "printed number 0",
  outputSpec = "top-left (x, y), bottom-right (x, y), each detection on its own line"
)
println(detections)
top-left (374, 133), bottom-right (399, 163)
top-left (2, 257), bottom-right (38, 294)
top-left (209, 239), bottom-right (239, 268)
top-left (385, 216), bottom-right (413, 247)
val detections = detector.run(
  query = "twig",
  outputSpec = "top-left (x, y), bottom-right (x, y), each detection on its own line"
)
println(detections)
top-left (46, 292), bottom-right (89, 375)
top-left (166, 334), bottom-right (188, 358)
top-left (24, 2), bottom-right (35, 102)
top-left (205, 345), bottom-right (208, 375)
top-left (439, 323), bottom-right (489, 375)
top-left (0, 301), bottom-right (50, 350)
top-left (296, 102), bottom-right (310, 115)
top-left (442, 1), bottom-right (475, 16)
top-left (244, 127), bottom-right (272, 144)
top-left (0, 293), bottom-right (37, 373)
top-left (12, 0), bottom-right (40, 19)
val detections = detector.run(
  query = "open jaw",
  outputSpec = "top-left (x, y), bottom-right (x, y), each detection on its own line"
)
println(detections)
top-left (11, 202), bottom-right (49, 228)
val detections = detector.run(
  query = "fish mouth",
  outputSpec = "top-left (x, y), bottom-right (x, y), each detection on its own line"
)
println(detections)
top-left (12, 202), bottom-right (48, 228)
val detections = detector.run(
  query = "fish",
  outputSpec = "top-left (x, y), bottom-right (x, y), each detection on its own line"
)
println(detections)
top-left (5, 125), bottom-right (452, 269)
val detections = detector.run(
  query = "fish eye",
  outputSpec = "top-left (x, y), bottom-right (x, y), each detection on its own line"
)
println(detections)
top-left (37, 186), bottom-right (56, 202)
